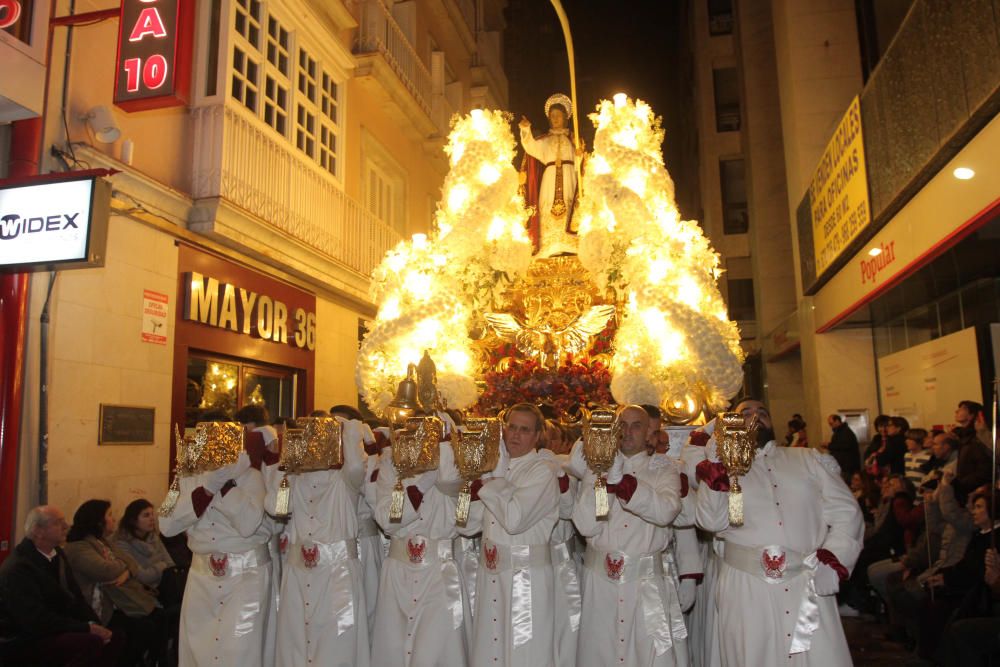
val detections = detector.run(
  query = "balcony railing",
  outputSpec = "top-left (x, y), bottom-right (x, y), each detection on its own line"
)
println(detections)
top-left (192, 104), bottom-right (401, 278)
top-left (353, 0), bottom-right (433, 116)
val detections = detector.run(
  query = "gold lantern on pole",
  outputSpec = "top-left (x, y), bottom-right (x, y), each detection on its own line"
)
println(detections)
top-left (716, 412), bottom-right (758, 526)
top-left (581, 407), bottom-right (621, 519)
top-left (453, 417), bottom-right (502, 526)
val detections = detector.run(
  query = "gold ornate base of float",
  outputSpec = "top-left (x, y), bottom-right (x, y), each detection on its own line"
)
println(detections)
top-left (479, 255), bottom-right (618, 372)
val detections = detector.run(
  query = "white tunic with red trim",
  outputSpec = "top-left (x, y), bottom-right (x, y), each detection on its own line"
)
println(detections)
top-left (461, 450), bottom-right (559, 667)
top-left (695, 441), bottom-right (863, 667)
top-left (159, 466), bottom-right (270, 667)
top-left (677, 441), bottom-right (721, 667)
top-left (358, 452), bottom-right (384, 642)
top-left (271, 430), bottom-right (369, 667)
top-left (371, 442), bottom-right (471, 667)
top-left (537, 450), bottom-right (580, 667)
top-left (572, 451), bottom-right (688, 667)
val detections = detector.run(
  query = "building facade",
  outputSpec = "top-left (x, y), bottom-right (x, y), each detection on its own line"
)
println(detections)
top-left (2, 0), bottom-right (509, 548)
top-left (692, 0), bottom-right (999, 445)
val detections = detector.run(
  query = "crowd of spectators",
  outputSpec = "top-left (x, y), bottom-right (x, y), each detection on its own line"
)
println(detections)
top-left (0, 496), bottom-right (192, 665)
top-left (833, 400), bottom-right (999, 666)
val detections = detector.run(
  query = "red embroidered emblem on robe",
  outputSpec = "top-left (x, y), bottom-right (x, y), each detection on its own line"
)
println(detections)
top-left (762, 548), bottom-right (787, 580)
top-left (279, 534), bottom-right (288, 554)
top-left (301, 544), bottom-right (320, 569)
top-left (407, 538), bottom-right (427, 564)
top-left (605, 554), bottom-right (625, 581)
top-left (484, 544), bottom-right (499, 571)
top-left (209, 553), bottom-right (228, 577)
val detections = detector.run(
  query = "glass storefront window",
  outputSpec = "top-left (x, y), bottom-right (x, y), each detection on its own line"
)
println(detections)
top-left (937, 292), bottom-right (963, 337)
top-left (243, 365), bottom-right (295, 421)
top-left (960, 280), bottom-right (999, 330)
top-left (904, 304), bottom-right (937, 347)
top-left (185, 354), bottom-right (298, 426)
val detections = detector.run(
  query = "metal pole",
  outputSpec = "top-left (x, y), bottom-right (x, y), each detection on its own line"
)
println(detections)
top-left (992, 378), bottom-right (998, 549)
top-left (547, 0), bottom-right (583, 187)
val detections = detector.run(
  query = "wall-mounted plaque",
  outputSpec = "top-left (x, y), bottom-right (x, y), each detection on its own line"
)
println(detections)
top-left (99, 404), bottom-right (156, 445)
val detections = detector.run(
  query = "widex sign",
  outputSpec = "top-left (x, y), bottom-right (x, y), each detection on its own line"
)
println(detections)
top-left (0, 174), bottom-right (111, 272)
top-left (113, 0), bottom-right (194, 112)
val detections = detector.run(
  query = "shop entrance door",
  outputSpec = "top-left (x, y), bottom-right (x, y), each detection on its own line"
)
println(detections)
top-left (185, 354), bottom-right (299, 427)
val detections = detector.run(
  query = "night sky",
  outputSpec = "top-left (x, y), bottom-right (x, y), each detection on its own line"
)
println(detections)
top-left (504, 0), bottom-right (701, 217)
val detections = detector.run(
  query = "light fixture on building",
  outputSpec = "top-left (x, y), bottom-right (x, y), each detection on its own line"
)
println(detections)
top-left (868, 247), bottom-right (882, 257)
top-left (952, 167), bottom-right (975, 180)
top-left (84, 106), bottom-right (121, 143)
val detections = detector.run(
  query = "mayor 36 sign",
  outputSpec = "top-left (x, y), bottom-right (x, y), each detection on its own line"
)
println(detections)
top-left (113, 0), bottom-right (194, 111)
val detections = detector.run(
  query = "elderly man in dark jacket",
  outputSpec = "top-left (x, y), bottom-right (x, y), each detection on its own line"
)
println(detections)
top-left (0, 505), bottom-right (121, 666)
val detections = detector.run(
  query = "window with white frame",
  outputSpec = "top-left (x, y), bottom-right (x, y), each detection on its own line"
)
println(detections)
top-left (228, 0), bottom-right (342, 180)
top-left (362, 132), bottom-right (407, 235)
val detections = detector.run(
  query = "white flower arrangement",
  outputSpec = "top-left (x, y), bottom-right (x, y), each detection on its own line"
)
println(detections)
top-left (576, 94), bottom-right (745, 414)
top-left (357, 110), bottom-right (531, 414)
top-left (359, 97), bottom-right (745, 420)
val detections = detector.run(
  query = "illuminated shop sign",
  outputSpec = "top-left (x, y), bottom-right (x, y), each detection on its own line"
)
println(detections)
top-left (808, 96), bottom-right (871, 278)
top-left (184, 272), bottom-right (318, 351)
top-left (113, 0), bottom-right (194, 112)
top-left (0, 173), bottom-right (110, 272)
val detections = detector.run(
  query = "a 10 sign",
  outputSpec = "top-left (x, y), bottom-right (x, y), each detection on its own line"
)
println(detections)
top-left (113, 0), bottom-right (194, 112)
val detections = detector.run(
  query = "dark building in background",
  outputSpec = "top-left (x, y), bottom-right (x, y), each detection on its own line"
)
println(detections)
top-left (503, 0), bottom-right (702, 219)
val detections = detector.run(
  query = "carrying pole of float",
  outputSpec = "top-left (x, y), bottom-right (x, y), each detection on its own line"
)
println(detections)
top-left (548, 0), bottom-right (583, 188)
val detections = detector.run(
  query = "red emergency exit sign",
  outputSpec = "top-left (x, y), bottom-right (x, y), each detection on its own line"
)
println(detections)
top-left (113, 0), bottom-right (194, 112)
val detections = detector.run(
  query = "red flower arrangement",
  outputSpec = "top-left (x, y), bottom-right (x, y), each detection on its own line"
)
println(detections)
top-left (476, 357), bottom-right (614, 419)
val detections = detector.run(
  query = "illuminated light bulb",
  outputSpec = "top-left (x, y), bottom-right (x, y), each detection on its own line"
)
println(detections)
top-left (443, 348), bottom-right (471, 373)
top-left (953, 167), bottom-right (975, 180)
top-left (448, 184), bottom-right (470, 213)
top-left (437, 221), bottom-right (453, 237)
top-left (386, 253), bottom-right (407, 273)
top-left (589, 155), bottom-right (612, 175)
top-left (405, 272), bottom-right (432, 297)
top-left (478, 163), bottom-right (502, 185)
top-left (470, 108), bottom-right (483, 120)
top-left (380, 297), bottom-right (401, 321)
top-left (648, 258), bottom-right (672, 284)
top-left (486, 216), bottom-right (507, 241)
top-left (414, 317), bottom-right (441, 342)
top-left (614, 93), bottom-right (628, 108)
top-left (399, 348), bottom-right (421, 367)
top-left (868, 247), bottom-right (882, 257)
top-left (612, 128), bottom-right (639, 150)
top-left (412, 233), bottom-right (428, 248)
top-left (677, 276), bottom-right (702, 309)
top-left (451, 142), bottom-right (466, 164)
top-left (622, 167), bottom-right (647, 197)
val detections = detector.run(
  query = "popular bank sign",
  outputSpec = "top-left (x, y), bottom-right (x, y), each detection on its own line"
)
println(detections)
top-left (113, 0), bottom-right (194, 111)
